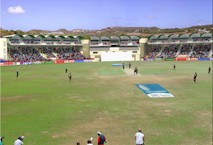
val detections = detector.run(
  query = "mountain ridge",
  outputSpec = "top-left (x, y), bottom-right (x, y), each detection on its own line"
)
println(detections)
top-left (1, 24), bottom-right (212, 37)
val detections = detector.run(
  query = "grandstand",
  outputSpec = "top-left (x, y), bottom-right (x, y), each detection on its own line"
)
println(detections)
top-left (0, 32), bottom-right (212, 65)
top-left (1, 34), bottom-right (84, 63)
top-left (146, 33), bottom-right (212, 60)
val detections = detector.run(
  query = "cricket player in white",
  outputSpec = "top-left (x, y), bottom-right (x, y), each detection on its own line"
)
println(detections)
top-left (14, 136), bottom-right (24, 145)
top-left (135, 128), bottom-right (144, 145)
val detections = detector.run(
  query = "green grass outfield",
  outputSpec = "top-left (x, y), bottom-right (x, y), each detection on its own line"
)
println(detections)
top-left (0, 61), bottom-right (212, 145)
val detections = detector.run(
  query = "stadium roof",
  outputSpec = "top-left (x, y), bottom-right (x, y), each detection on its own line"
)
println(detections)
top-left (179, 34), bottom-right (189, 38)
top-left (3, 34), bottom-right (23, 39)
top-left (149, 35), bottom-right (159, 40)
top-left (34, 35), bottom-right (44, 39)
top-left (44, 35), bottom-right (53, 40)
top-left (120, 36), bottom-right (130, 40)
top-left (201, 33), bottom-right (212, 38)
top-left (169, 34), bottom-right (180, 39)
top-left (49, 35), bottom-right (56, 39)
top-left (23, 35), bottom-right (33, 39)
top-left (110, 36), bottom-right (120, 40)
top-left (3, 34), bottom-right (16, 38)
top-left (3, 34), bottom-right (79, 39)
top-left (64, 36), bottom-right (74, 39)
top-left (57, 35), bottom-right (66, 39)
top-left (28, 35), bottom-right (35, 38)
top-left (190, 33), bottom-right (201, 38)
top-left (101, 36), bottom-right (110, 40)
top-left (130, 36), bottom-right (140, 40)
top-left (158, 34), bottom-right (169, 39)
top-left (38, 35), bottom-right (45, 38)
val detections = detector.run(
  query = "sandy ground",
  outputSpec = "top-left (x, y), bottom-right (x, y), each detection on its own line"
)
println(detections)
top-left (122, 68), bottom-right (141, 76)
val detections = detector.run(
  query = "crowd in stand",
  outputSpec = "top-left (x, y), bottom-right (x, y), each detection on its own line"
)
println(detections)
top-left (55, 47), bottom-right (84, 60)
top-left (146, 45), bottom-right (162, 59)
top-left (9, 47), bottom-right (45, 62)
top-left (179, 44), bottom-right (193, 55)
top-left (190, 44), bottom-right (211, 58)
top-left (9, 47), bottom-right (85, 62)
top-left (7, 42), bottom-right (212, 62)
top-left (146, 43), bottom-right (212, 59)
top-left (157, 45), bottom-right (179, 58)
top-left (41, 47), bottom-right (56, 59)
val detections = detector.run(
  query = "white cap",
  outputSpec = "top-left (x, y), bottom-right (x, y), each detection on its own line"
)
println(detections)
top-left (18, 136), bottom-right (24, 140)
top-left (97, 131), bottom-right (101, 135)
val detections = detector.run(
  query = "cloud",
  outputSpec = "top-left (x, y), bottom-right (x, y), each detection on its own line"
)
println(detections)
top-left (8, 5), bottom-right (25, 14)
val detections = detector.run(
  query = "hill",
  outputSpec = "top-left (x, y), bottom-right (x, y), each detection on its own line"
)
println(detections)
top-left (1, 24), bottom-right (212, 37)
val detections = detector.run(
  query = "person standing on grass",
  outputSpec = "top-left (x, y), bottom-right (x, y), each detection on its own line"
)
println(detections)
top-left (208, 66), bottom-right (211, 74)
top-left (134, 66), bottom-right (138, 75)
top-left (68, 72), bottom-right (72, 81)
top-left (135, 128), bottom-right (145, 145)
top-left (129, 62), bottom-right (132, 69)
top-left (122, 62), bottom-right (125, 70)
top-left (194, 72), bottom-right (197, 83)
top-left (14, 136), bottom-right (24, 145)
top-left (173, 63), bottom-right (176, 70)
top-left (97, 131), bottom-right (106, 145)
top-left (65, 68), bottom-right (68, 73)
top-left (16, 70), bottom-right (19, 78)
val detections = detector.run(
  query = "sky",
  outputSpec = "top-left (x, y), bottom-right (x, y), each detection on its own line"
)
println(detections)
top-left (0, 0), bottom-right (212, 31)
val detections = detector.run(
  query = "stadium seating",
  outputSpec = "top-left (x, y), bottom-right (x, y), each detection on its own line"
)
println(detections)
top-left (158, 45), bottom-right (179, 58)
top-left (9, 47), bottom-right (45, 62)
top-left (190, 44), bottom-right (211, 58)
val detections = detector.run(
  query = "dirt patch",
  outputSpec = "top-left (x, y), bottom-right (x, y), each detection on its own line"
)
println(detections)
top-left (51, 115), bottom-right (124, 145)
top-left (1, 96), bottom-right (33, 101)
top-left (123, 68), bottom-right (141, 76)
top-left (164, 109), bottom-right (172, 116)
